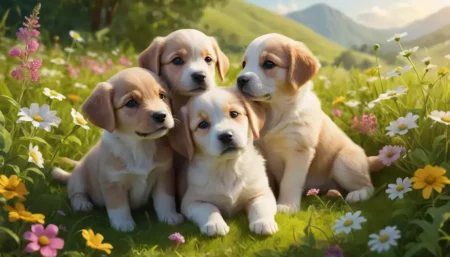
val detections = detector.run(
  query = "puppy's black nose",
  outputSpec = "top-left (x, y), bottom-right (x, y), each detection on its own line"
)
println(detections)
top-left (237, 75), bottom-right (250, 89)
top-left (191, 72), bottom-right (206, 83)
top-left (218, 131), bottom-right (233, 144)
top-left (152, 111), bottom-right (166, 123)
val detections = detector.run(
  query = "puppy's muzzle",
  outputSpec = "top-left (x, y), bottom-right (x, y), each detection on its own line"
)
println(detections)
top-left (237, 75), bottom-right (250, 90)
top-left (218, 131), bottom-right (233, 145)
top-left (152, 111), bottom-right (167, 124)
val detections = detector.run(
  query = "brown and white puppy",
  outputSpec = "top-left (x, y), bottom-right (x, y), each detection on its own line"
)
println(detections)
top-left (235, 33), bottom-right (384, 214)
top-left (172, 87), bottom-right (278, 237)
top-left (52, 67), bottom-right (184, 232)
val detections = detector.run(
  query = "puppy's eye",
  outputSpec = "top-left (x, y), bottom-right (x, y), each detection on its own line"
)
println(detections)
top-left (242, 61), bottom-right (246, 69)
top-left (230, 111), bottom-right (239, 118)
top-left (205, 56), bottom-right (212, 64)
top-left (159, 93), bottom-right (167, 100)
top-left (172, 57), bottom-right (184, 65)
top-left (262, 60), bottom-right (275, 70)
top-left (125, 99), bottom-right (139, 108)
top-left (198, 121), bottom-right (209, 129)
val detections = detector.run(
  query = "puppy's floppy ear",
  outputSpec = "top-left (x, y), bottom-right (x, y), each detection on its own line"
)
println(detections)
top-left (241, 98), bottom-right (266, 139)
top-left (138, 36), bottom-right (165, 74)
top-left (210, 37), bottom-right (230, 81)
top-left (286, 41), bottom-right (321, 90)
top-left (81, 82), bottom-right (115, 133)
top-left (167, 106), bottom-right (194, 160)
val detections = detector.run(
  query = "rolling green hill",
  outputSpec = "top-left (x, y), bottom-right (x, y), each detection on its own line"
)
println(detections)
top-left (196, 0), bottom-right (376, 66)
top-left (405, 24), bottom-right (450, 49)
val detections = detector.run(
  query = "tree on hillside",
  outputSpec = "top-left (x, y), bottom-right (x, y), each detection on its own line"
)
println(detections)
top-left (333, 50), bottom-right (358, 69)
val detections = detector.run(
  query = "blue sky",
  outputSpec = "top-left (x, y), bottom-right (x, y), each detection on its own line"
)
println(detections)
top-left (246, 0), bottom-right (450, 29)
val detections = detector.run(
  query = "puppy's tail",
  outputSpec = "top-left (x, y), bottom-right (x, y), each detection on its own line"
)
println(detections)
top-left (367, 156), bottom-right (385, 173)
top-left (51, 157), bottom-right (78, 184)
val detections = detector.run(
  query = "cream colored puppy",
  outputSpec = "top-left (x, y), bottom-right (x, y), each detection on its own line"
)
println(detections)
top-left (235, 33), bottom-right (384, 214)
top-left (171, 87), bottom-right (278, 236)
top-left (52, 67), bottom-right (184, 232)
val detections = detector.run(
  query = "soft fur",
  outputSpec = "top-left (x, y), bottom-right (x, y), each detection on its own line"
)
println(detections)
top-left (171, 87), bottom-right (278, 236)
top-left (52, 67), bottom-right (183, 232)
top-left (235, 33), bottom-right (384, 214)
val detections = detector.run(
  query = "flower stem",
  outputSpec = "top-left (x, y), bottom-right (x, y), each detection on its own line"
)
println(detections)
top-left (445, 126), bottom-right (449, 163)
top-left (67, 40), bottom-right (75, 61)
top-left (374, 50), bottom-right (384, 92)
top-left (48, 126), bottom-right (79, 168)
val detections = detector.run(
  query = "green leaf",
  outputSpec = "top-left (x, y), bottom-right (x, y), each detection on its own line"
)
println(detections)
top-left (25, 167), bottom-right (45, 178)
top-left (20, 175), bottom-right (33, 183)
top-left (0, 81), bottom-right (12, 98)
top-left (0, 110), bottom-right (5, 127)
top-left (410, 219), bottom-right (434, 232)
top-left (48, 134), bottom-right (64, 141)
top-left (441, 213), bottom-right (450, 228)
top-left (0, 95), bottom-right (20, 109)
top-left (0, 126), bottom-right (12, 153)
top-left (6, 164), bottom-right (20, 175)
top-left (65, 135), bottom-right (81, 146)
top-left (19, 136), bottom-right (52, 148)
top-left (0, 226), bottom-right (19, 244)
top-left (411, 148), bottom-right (429, 166)
top-left (60, 252), bottom-right (84, 257)
top-left (432, 135), bottom-right (447, 153)
top-left (404, 242), bottom-right (433, 257)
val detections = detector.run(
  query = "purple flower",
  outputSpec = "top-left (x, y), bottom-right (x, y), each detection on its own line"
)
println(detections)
top-left (28, 40), bottom-right (39, 53)
top-left (332, 109), bottom-right (342, 117)
top-left (168, 232), bottom-right (185, 246)
top-left (10, 48), bottom-right (22, 57)
top-left (324, 245), bottom-right (344, 257)
top-left (378, 145), bottom-right (406, 166)
top-left (23, 224), bottom-right (64, 257)
top-left (307, 188), bottom-right (320, 196)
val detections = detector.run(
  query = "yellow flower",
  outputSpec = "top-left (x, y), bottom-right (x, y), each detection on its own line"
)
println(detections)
top-left (438, 67), bottom-right (449, 77)
top-left (3, 203), bottom-right (45, 224)
top-left (0, 175), bottom-right (29, 201)
top-left (82, 229), bottom-right (113, 255)
top-left (364, 68), bottom-right (378, 76)
top-left (332, 96), bottom-right (345, 106)
top-left (411, 165), bottom-right (450, 199)
top-left (67, 94), bottom-right (80, 103)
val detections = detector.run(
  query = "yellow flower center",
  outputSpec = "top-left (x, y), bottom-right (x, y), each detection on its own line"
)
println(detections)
top-left (76, 115), bottom-right (87, 125)
top-left (379, 234), bottom-right (389, 243)
top-left (397, 123), bottom-right (407, 130)
top-left (344, 220), bottom-right (353, 226)
top-left (30, 151), bottom-right (39, 163)
top-left (55, 58), bottom-right (62, 62)
top-left (38, 236), bottom-right (49, 246)
top-left (441, 117), bottom-right (450, 122)
top-left (73, 33), bottom-right (81, 39)
top-left (386, 151), bottom-right (395, 158)
top-left (50, 90), bottom-right (58, 96)
top-left (425, 175), bottom-right (436, 185)
top-left (395, 185), bottom-right (404, 192)
top-left (32, 115), bottom-right (43, 122)
top-left (388, 92), bottom-right (397, 96)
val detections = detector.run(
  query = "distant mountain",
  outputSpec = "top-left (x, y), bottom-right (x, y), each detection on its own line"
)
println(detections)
top-left (405, 24), bottom-right (450, 49)
top-left (401, 6), bottom-right (450, 40)
top-left (286, 4), bottom-right (391, 48)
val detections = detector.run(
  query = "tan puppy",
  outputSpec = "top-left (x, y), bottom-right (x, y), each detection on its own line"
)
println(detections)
top-left (52, 67), bottom-right (184, 232)
top-left (235, 33), bottom-right (384, 214)
top-left (171, 87), bottom-right (278, 236)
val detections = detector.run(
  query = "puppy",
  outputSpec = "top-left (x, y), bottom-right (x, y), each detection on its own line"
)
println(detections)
top-left (235, 33), bottom-right (384, 214)
top-left (52, 67), bottom-right (184, 232)
top-left (171, 87), bottom-right (278, 236)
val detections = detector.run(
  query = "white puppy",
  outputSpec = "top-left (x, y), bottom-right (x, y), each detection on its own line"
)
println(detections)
top-left (170, 87), bottom-right (278, 236)
top-left (235, 33), bottom-right (384, 214)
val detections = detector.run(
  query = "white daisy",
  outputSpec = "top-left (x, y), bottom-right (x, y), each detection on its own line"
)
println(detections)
top-left (425, 64), bottom-right (437, 72)
top-left (366, 77), bottom-right (378, 83)
top-left (387, 32), bottom-right (408, 42)
top-left (368, 86), bottom-right (407, 108)
top-left (74, 82), bottom-right (87, 89)
top-left (386, 113), bottom-right (419, 136)
top-left (28, 143), bottom-right (44, 168)
top-left (64, 47), bottom-right (75, 53)
top-left (385, 65), bottom-right (412, 79)
top-left (421, 57), bottom-right (431, 65)
top-left (41, 68), bottom-right (63, 77)
top-left (16, 103), bottom-right (61, 132)
top-left (332, 211), bottom-right (367, 235)
top-left (386, 177), bottom-right (412, 200)
top-left (69, 30), bottom-right (84, 42)
top-left (112, 48), bottom-right (120, 56)
top-left (345, 100), bottom-right (360, 107)
top-left (445, 55), bottom-right (450, 60)
top-left (399, 46), bottom-right (419, 58)
top-left (368, 226), bottom-right (401, 253)
top-left (71, 108), bottom-right (89, 130)
top-left (87, 51), bottom-right (98, 58)
top-left (43, 88), bottom-right (66, 101)
top-left (428, 110), bottom-right (450, 125)
top-left (50, 58), bottom-right (65, 65)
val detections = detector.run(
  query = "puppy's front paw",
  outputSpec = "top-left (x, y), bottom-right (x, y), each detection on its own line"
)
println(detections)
top-left (160, 212), bottom-right (184, 226)
top-left (345, 187), bottom-right (374, 203)
top-left (110, 217), bottom-right (136, 232)
top-left (200, 218), bottom-right (230, 237)
top-left (277, 204), bottom-right (300, 214)
top-left (71, 196), bottom-right (93, 212)
top-left (249, 219), bottom-right (278, 235)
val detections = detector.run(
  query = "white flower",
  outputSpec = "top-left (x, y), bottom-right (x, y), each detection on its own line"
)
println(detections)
top-left (43, 88), bottom-right (66, 101)
top-left (41, 68), bottom-right (63, 77)
top-left (71, 108), bottom-right (89, 130)
top-left (366, 77), bottom-right (378, 83)
top-left (112, 48), bottom-right (120, 56)
top-left (69, 30), bottom-right (84, 42)
top-left (368, 86), bottom-right (407, 108)
top-left (445, 55), bottom-right (450, 60)
top-left (28, 143), bottom-right (44, 168)
top-left (428, 110), bottom-right (450, 125)
top-left (345, 100), bottom-right (360, 107)
top-left (87, 51), bottom-right (98, 58)
top-left (50, 58), bottom-right (66, 65)
top-left (425, 64), bottom-right (437, 71)
top-left (386, 112), bottom-right (419, 136)
top-left (421, 57), bottom-right (431, 64)
top-left (360, 86), bottom-right (369, 92)
top-left (74, 83), bottom-right (87, 89)
top-left (318, 75), bottom-right (328, 81)
top-left (399, 46), bottom-right (419, 57)
top-left (368, 226), bottom-right (401, 253)
top-left (386, 177), bottom-right (412, 200)
top-left (387, 32), bottom-right (408, 42)
top-left (16, 103), bottom-right (61, 132)
top-left (332, 211), bottom-right (367, 235)
top-left (64, 47), bottom-right (75, 53)
top-left (385, 65), bottom-right (412, 79)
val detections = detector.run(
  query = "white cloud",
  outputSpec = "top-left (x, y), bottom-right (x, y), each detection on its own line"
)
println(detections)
top-left (273, 3), bottom-right (300, 15)
top-left (357, 4), bottom-right (423, 29)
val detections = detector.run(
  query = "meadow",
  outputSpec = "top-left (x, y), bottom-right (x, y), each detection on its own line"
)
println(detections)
top-left (1, 4), bottom-right (450, 257)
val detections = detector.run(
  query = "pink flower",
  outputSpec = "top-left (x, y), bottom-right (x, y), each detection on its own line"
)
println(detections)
top-left (119, 56), bottom-right (132, 66)
top-left (91, 65), bottom-right (105, 75)
top-left (351, 114), bottom-right (378, 135)
top-left (28, 40), bottom-right (39, 53)
top-left (378, 145), bottom-right (406, 166)
top-left (29, 59), bottom-right (42, 71)
top-left (106, 58), bottom-right (113, 67)
top-left (324, 245), bottom-right (344, 257)
top-left (9, 48), bottom-right (22, 57)
top-left (332, 109), bottom-right (342, 117)
top-left (23, 224), bottom-right (64, 257)
top-left (307, 188), bottom-right (320, 196)
top-left (168, 232), bottom-right (185, 246)
top-left (11, 67), bottom-right (24, 80)
top-left (65, 64), bottom-right (80, 78)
